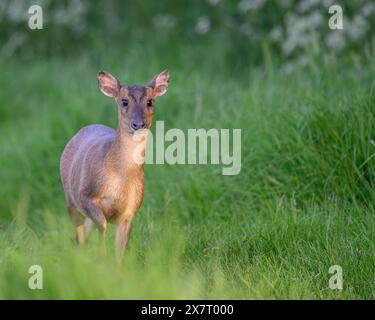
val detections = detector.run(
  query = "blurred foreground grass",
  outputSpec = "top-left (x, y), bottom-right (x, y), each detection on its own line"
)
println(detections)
top-left (0, 50), bottom-right (374, 299)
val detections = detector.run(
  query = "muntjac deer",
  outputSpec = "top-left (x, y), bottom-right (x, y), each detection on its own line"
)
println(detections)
top-left (60, 70), bottom-right (170, 264)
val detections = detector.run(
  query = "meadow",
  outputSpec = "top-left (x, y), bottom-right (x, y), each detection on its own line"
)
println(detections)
top-left (0, 44), bottom-right (374, 299)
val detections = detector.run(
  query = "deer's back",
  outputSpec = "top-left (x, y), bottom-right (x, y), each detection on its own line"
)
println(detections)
top-left (60, 124), bottom-right (115, 209)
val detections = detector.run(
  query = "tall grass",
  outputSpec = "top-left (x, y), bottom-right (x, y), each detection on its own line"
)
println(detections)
top-left (0, 50), bottom-right (374, 299)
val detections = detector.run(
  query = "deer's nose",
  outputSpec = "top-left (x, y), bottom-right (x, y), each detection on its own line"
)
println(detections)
top-left (130, 120), bottom-right (146, 131)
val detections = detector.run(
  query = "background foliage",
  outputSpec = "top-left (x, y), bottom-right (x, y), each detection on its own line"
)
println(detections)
top-left (1, 0), bottom-right (375, 67)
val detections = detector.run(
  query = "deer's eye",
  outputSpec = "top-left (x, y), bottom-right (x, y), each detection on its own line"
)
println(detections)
top-left (147, 99), bottom-right (153, 107)
top-left (121, 99), bottom-right (129, 107)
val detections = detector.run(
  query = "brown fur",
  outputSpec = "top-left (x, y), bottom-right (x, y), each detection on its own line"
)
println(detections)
top-left (60, 70), bottom-right (170, 263)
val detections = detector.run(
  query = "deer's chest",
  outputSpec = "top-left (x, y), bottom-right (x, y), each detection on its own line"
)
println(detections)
top-left (100, 173), bottom-right (144, 220)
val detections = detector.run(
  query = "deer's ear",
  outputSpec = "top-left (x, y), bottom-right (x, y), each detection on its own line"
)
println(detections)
top-left (148, 69), bottom-right (170, 97)
top-left (97, 71), bottom-right (120, 98)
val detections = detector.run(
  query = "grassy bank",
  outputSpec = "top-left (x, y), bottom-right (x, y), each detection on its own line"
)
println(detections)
top-left (0, 53), bottom-right (374, 299)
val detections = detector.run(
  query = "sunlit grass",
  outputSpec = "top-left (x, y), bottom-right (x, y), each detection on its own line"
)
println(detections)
top-left (0, 52), bottom-right (374, 299)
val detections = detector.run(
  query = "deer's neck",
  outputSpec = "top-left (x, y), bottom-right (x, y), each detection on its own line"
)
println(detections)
top-left (107, 124), bottom-right (148, 177)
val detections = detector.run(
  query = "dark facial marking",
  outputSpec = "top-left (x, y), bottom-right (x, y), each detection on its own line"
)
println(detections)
top-left (119, 86), bottom-right (153, 132)
top-left (127, 86), bottom-right (147, 103)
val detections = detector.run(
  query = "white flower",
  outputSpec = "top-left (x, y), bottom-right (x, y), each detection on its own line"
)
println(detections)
top-left (6, 0), bottom-right (28, 23)
top-left (282, 11), bottom-right (323, 55)
top-left (325, 31), bottom-right (345, 51)
top-left (297, 0), bottom-right (320, 13)
top-left (361, 2), bottom-right (375, 17)
top-left (238, 0), bottom-right (266, 13)
top-left (195, 16), bottom-right (210, 34)
top-left (270, 27), bottom-right (283, 41)
top-left (347, 15), bottom-right (369, 41)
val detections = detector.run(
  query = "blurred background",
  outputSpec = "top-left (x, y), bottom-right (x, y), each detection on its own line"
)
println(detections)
top-left (0, 0), bottom-right (374, 299)
top-left (1, 0), bottom-right (375, 70)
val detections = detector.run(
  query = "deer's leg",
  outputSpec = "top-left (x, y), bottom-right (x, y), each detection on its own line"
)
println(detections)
top-left (83, 199), bottom-right (107, 256)
top-left (115, 215), bottom-right (134, 265)
top-left (68, 205), bottom-right (86, 246)
top-left (83, 218), bottom-right (95, 241)
top-left (76, 225), bottom-right (86, 246)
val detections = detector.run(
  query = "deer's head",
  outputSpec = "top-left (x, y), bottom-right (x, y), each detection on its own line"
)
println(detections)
top-left (97, 70), bottom-right (170, 134)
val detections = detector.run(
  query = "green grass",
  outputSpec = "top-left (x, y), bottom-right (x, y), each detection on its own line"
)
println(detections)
top-left (0, 50), bottom-right (374, 299)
